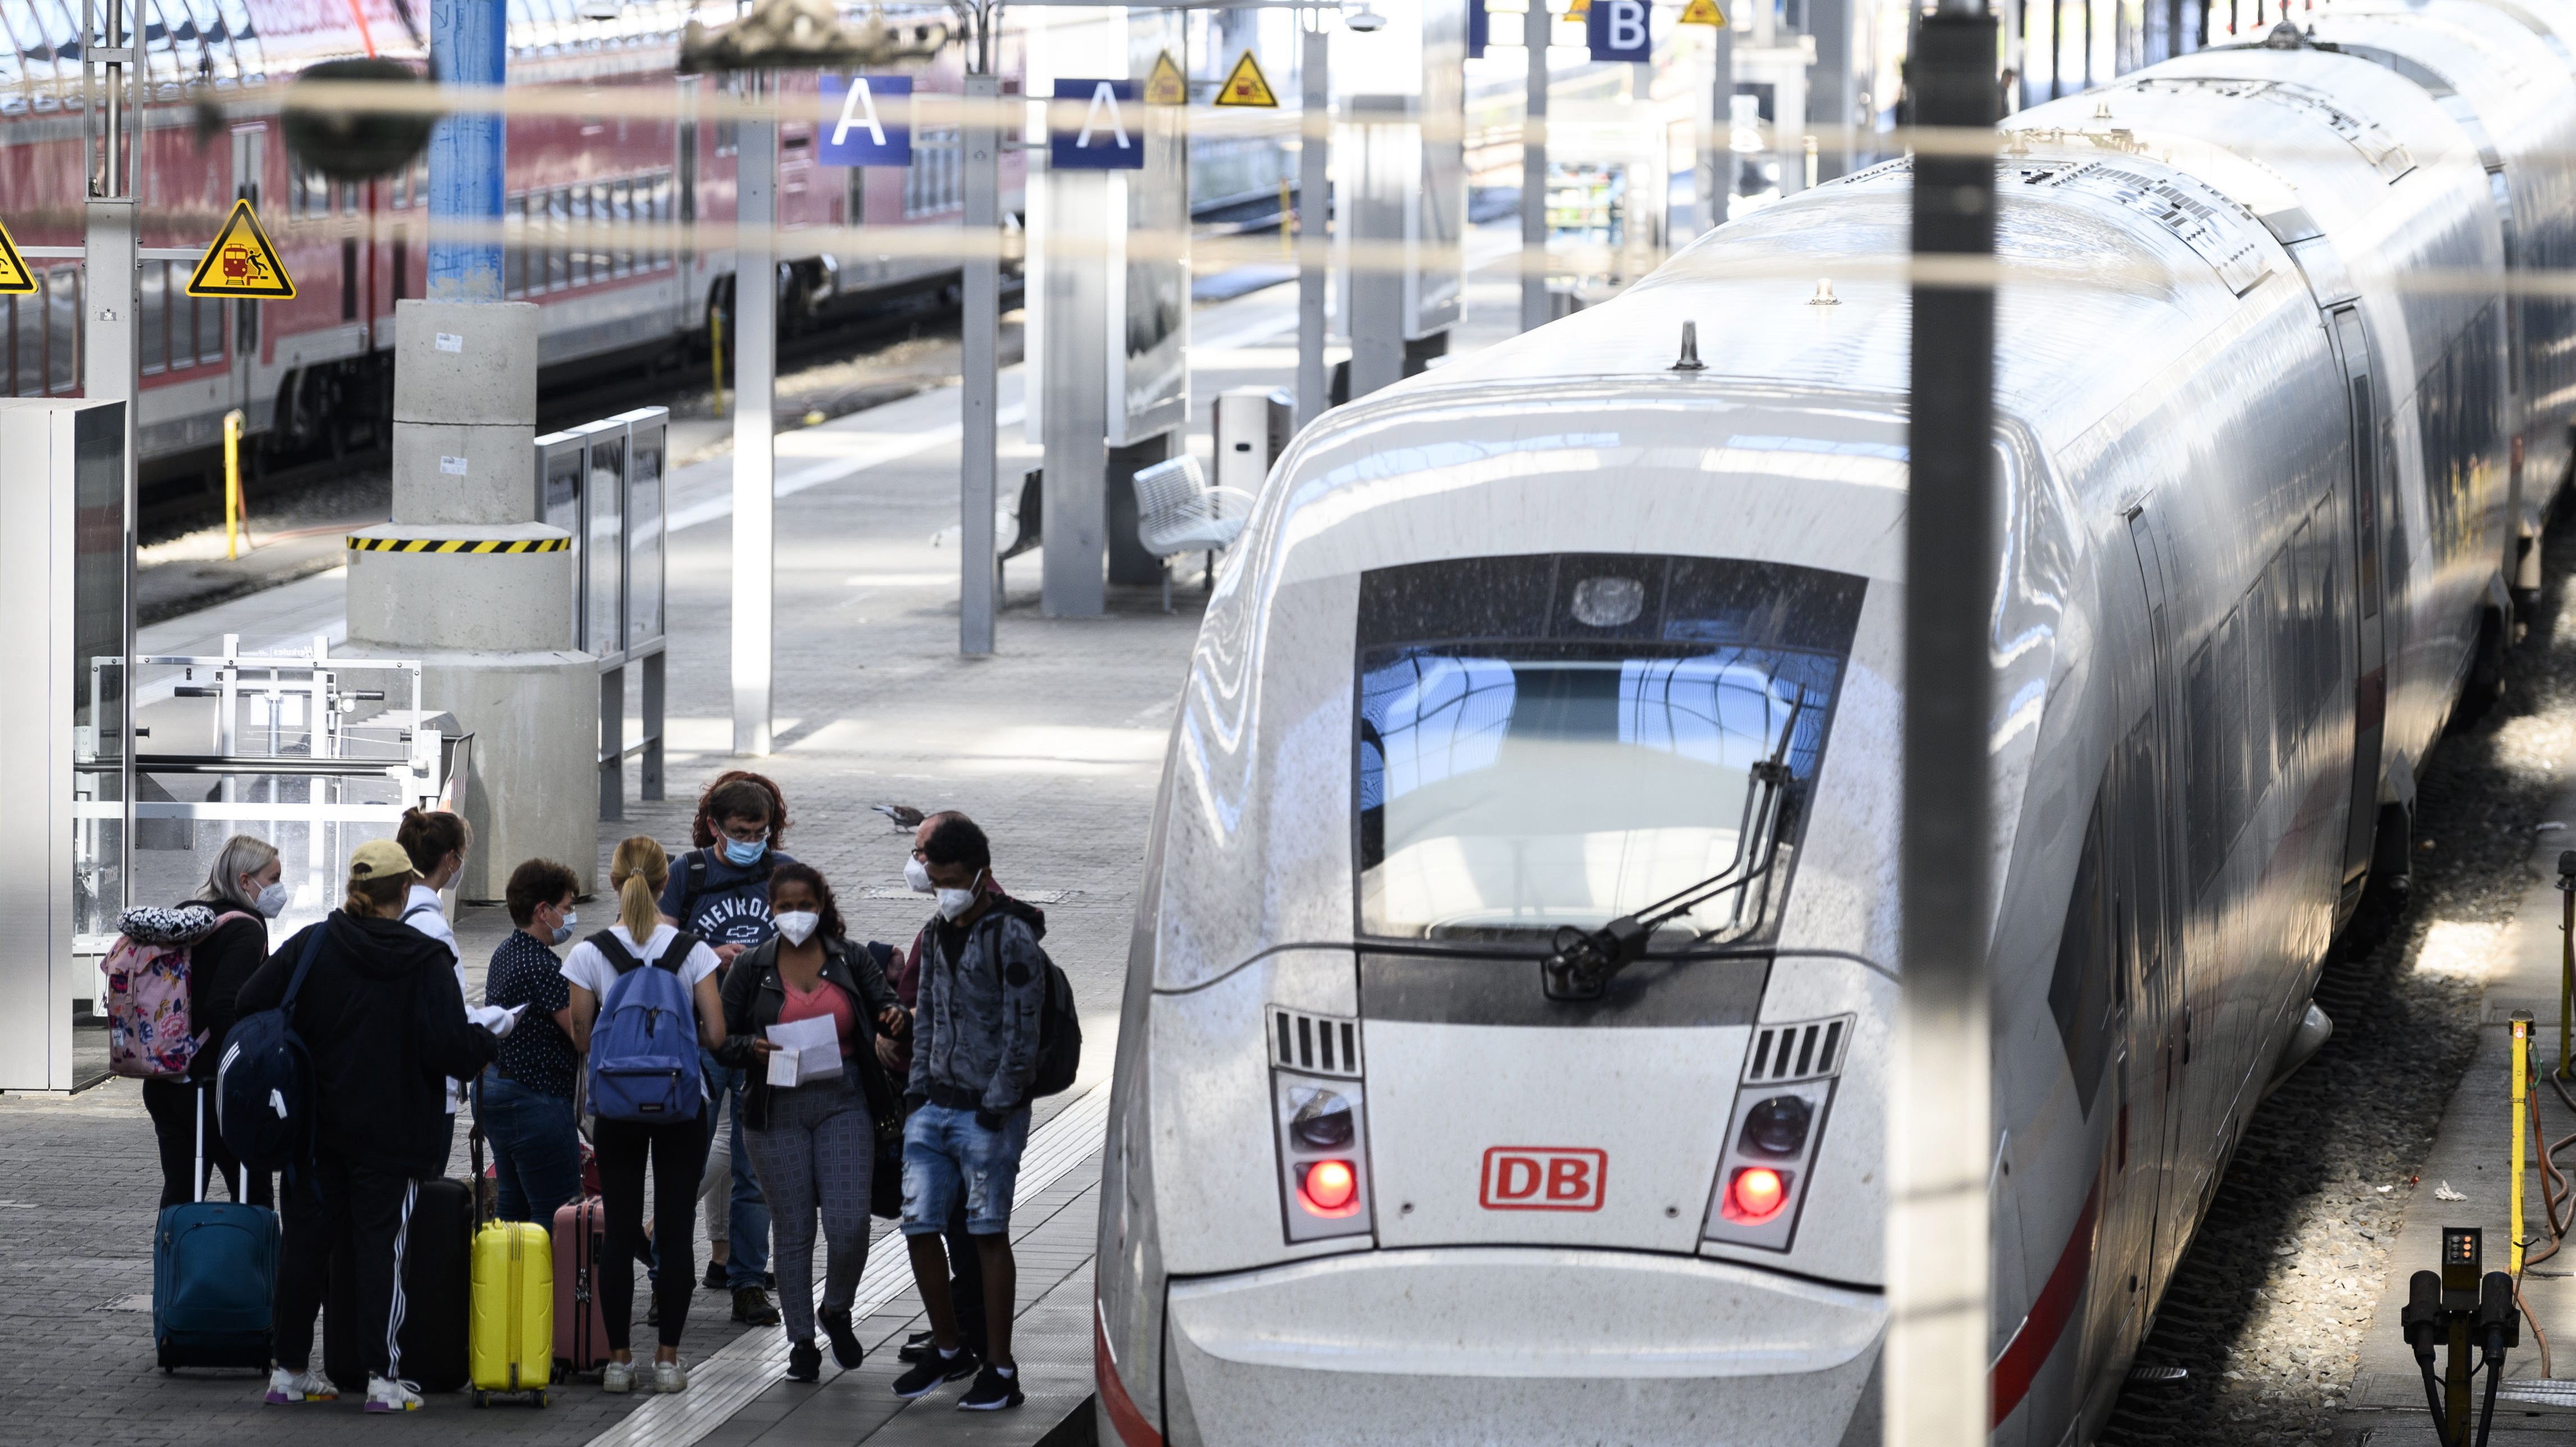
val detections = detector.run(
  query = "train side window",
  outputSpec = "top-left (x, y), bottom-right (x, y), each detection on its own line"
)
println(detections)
top-left (47, 266), bottom-right (77, 393)
top-left (139, 261), bottom-right (167, 376)
top-left (2215, 607), bottom-right (2247, 852)
top-left (504, 194), bottom-right (527, 297)
top-left (2046, 793), bottom-right (2115, 1116)
top-left (613, 177), bottom-right (633, 276)
top-left (198, 289), bottom-right (220, 365)
top-left (547, 187), bottom-right (568, 290)
top-left (2184, 636), bottom-right (2219, 892)
top-left (652, 171), bottom-right (671, 269)
top-left (2243, 575), bottom-right (2273, 804)
top-left (2266, 545), bottom-right (2298, 759)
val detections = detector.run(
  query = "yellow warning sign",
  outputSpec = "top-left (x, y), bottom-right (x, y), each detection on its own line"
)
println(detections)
top-left (0, 219), bottom-right (34, 296)
top-left (1214, 50), bottom-right (1277, 108)
top-left (1565, 0), bottom-right (1589, 17)
top-left (1145, 49), bottom-right (1187, 106)
top-left (185, 198), bottom-right (295, 300)
top-left (1679, 0), bottom-right (1727, 23)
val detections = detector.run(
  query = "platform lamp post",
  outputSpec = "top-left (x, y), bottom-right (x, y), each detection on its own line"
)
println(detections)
top-left (1887, 2), bottom-right (2000, 1445)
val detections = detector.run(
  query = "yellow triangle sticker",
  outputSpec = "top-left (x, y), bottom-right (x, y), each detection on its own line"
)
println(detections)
top-left (1214, 49), bottom-right (1278, 108)
top-left (1145, 49), bottom-right (1187, 106)
top-left (186, 198), bottom-right (295, 300)
top-left (1680, 0), bottom-right (1727, 24)
top-left (0, 219), bottom-right (34, 295)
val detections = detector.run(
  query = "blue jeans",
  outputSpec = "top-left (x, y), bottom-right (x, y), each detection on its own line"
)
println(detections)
top-left (718, 1058), bottom-right (771, 1288)
top-left (902, 1102), bottom-right (1031, 1236)
top-left (475, 1071), bottom-right (582, 1225)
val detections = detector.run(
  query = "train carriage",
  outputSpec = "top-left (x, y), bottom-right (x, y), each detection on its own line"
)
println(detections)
top-left (1094, 15), bottom-right (2551, 1447)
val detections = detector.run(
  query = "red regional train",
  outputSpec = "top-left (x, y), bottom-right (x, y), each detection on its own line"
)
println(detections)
top-left (0, 0), bottom-right (1025, 497)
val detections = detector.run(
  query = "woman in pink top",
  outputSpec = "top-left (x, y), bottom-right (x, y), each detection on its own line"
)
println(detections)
top-left (716, 863), bottom-right (905, 1382)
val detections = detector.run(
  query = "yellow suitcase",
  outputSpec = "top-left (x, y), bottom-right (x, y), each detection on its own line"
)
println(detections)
top-left (468, 1131), bottom-right (554, 1405)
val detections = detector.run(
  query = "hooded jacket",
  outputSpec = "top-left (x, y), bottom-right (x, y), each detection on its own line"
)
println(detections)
top-left (717, 934), bottom-right (902, 1130)
top-left (905, 894), bottom-right (1049, 1117)
top-left (234, 910), bottom-right (501, 1178)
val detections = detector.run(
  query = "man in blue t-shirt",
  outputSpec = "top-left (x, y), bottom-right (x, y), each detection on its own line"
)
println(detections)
top-left (656, 775), bottom-right (795, 1325)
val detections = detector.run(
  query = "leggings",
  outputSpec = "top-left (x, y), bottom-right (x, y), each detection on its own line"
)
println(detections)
top-left (740, 1082), bottom-right (873, 1345)
top-left (594, 1114), bottom-right (703, 1351)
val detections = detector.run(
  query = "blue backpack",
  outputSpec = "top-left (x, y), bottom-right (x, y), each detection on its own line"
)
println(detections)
top-left (585, 931), bottom-right (705, 1123)
top-left (215, 925), bottom-right (326, 1172)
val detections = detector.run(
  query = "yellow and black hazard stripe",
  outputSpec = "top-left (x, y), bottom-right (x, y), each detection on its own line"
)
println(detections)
top-left (345, 536), bottom-right (571, 554)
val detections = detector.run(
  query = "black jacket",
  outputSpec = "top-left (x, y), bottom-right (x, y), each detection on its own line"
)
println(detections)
top-left (181, 897), bottom-right (269, 1084)
top-left (716, 935), bottom-right (900, 1131)
top-left (235, 911), bottom-right (500, 1178)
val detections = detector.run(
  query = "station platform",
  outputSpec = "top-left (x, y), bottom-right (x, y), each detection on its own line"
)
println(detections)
top-left (2333, 776), bottom-right (2576, 1444)
top-left (0, 225), bottom-right (1528, 1447)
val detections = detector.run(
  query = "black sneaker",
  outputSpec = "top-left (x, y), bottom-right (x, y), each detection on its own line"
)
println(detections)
top-left (732, 1287), bottom-right (780, 1327)
top-left (956, 1364), bottom-right (1024, 1412)
top-left (702, 1261), bottom-right (726, 1291)
top-left (818, 1305), bottom-right (863, 1371)
top-left (897, 1330), bottom-right (935, 1363)
top-left (784, 1340), bottom-right (822, 1384)
top-left (891, 1348), bottom-right (980, 1399)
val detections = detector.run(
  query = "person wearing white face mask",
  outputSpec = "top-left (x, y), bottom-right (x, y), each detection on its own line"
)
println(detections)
top-left (141, 833), bottom-right (287, 1210)
top-left (395, 808), bottom-right (496, 1171)
top-left (477, 859), bottom-right (589, 1225)
top-left (716, 862), bottom-right (905, 1382)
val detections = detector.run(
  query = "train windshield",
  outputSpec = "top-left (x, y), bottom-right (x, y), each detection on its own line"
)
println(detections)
top-left (1355, 554), bottom-right (1863, 945)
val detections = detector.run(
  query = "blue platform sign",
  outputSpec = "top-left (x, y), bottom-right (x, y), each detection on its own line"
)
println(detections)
top-left (1468, 0), bottom-right (1489, 57)
top-left (817, 75), bottom-right (912, 167)
top-left (1587, 0), bottom-right (1652, 60)
top-left (1050, 79), bottom-right (1145, 170)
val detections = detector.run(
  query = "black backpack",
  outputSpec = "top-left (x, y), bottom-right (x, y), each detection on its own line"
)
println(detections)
top-left (216, 925), bottom-right (326, 1171)
top-left (1029, 945), bottom-right (1080, 1098)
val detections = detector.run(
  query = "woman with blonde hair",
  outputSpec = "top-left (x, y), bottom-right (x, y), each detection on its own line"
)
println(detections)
top-left (138, 832), bottom-right (287, 1209)
top-left (561, 835), bottom-right (752, 1395)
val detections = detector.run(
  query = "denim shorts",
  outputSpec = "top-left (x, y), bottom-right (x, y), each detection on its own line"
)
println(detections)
top-left (901, 1102), bottom-right (1032, 1237)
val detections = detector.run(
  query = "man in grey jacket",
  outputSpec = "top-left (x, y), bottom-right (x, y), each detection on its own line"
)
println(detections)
top-left (890, 814), bottom-right (1047, 1412)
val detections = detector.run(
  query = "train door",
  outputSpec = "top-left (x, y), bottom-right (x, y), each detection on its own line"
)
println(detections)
top-left (228, 128), bottom-right (265, 421)
top-left (2331, 305), bottom-right (2390, 905)
top-left (2124, 506), bottom-right (2196, 1301)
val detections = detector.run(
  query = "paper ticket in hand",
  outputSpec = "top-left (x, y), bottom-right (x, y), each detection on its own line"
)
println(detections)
top-left (765, 1016), bottom-right (844, 1086)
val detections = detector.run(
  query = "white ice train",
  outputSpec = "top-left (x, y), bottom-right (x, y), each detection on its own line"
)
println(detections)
top-left (1093, 11), bottom-right (2574, 1446)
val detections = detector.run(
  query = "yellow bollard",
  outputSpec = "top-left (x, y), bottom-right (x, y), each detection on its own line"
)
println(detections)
top-left (712, 303), bottom-right (727, 419)
top-left (221, 408), bottom-right (245, 561)
top-left (2514, 1010), bottom-right (2533, 1278)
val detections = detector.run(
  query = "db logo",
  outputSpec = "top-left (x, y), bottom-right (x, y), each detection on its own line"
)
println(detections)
top-left (1479, 1146), bottom-right (1607, 1212)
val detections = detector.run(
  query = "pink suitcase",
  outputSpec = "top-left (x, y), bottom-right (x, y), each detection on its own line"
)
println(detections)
top-left (552, 1197), bottom-right (611, 1378)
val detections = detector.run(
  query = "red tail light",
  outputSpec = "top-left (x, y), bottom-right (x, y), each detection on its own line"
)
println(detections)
top-left (1298, 1159), bottom-right (1360, 1216)
top-left (1723, 1166), bottom-right (1789, 1223)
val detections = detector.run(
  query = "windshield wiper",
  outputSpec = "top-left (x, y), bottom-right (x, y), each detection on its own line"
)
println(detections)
top-left (1540, 698), bottom-right (1805, 1002)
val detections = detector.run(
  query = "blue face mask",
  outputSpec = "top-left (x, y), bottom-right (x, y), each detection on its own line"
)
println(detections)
top-left (722, 836), bottom-right (768, 867)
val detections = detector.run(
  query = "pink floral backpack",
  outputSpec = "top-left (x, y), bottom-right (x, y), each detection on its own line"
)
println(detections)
top-left (103, 905), bottom-right (249, 1080)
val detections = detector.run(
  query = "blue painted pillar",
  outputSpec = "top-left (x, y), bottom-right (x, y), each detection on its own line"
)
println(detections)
top-left (427, 0), bottom-right (506, 301)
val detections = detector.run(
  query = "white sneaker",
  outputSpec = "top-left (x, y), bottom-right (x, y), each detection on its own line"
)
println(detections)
top-left (363, 1376), bottom-right (424, 1413)
top-left (652, 1359), bottom-right (689, 1394)
top-left (601, 1359), bottom-right (636, 1394)
top-left (265, 1367), bottom-right (336, 1404)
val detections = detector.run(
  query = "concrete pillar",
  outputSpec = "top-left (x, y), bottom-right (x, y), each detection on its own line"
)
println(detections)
top-left (351, 301), bottom-right (595, 901)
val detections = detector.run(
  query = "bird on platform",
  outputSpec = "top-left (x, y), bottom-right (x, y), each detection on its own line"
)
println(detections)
top-left (873, 804), bottom-right (925, 831)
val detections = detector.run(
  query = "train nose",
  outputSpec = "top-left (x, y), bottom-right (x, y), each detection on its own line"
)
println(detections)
top-left (1160, 1248), bottom-right (1883, 1446)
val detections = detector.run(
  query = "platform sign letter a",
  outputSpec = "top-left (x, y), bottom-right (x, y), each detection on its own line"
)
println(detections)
top-left (1051, 79), bottom-right (1144, 170)
top-left (817, 75), bottom-right (912, 167)
top-left (1588, 0), bottom-right (1651, 61)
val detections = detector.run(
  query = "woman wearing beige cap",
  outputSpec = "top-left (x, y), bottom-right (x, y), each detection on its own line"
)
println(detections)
top-left (236, 838), bottom-right (517, 1414)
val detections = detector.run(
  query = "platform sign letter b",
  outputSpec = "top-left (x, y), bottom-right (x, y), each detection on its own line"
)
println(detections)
top-left (818, 75), bottom-right (911, 167)
top-left (1052, 79), bottom-right (1145, 170)
top-left (1589, 0), bottom-right (1651, 60)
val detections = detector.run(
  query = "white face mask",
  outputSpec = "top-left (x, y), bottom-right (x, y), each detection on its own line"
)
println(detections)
top-left (935, 887), bottom-right (977, 921)
top-left (904, 856), bottom-right (934, 894)
top-left (775, 910), bottom-right (821, 946)
top-left (253, 881), bottom-right (290, 919)
top-left (551, 910), bottom-right (578, 946)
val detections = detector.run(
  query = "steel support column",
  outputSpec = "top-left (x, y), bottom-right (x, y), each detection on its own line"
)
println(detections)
top-left (427, 0), bottom-right (507, 301)
top-left (732, 87), bottom-right (778, 754)
top-left (1887, 9), bottom-right (1999, 1445)
top-left (1296, 20), bottom-right (1330, 427)
top-left (961, 53), bottom-right (1001, 655)
top-left (1520, 0), bottom-right (1549, 331)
